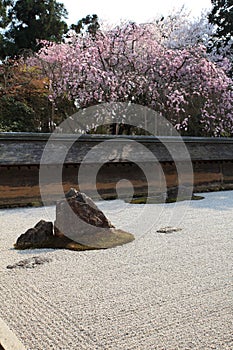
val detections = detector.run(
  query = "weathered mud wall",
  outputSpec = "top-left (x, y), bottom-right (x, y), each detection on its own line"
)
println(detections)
top-left (1, 133), bottom-right (233, 207)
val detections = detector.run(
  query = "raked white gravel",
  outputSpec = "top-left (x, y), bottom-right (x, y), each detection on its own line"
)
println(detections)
top-left (0, 191), bottom-right (232, 349)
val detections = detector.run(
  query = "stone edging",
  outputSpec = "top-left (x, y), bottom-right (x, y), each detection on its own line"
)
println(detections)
top-left (0, 318), bottom-right (26, 350)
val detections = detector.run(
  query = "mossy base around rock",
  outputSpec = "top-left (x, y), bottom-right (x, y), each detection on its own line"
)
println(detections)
top-left (14, 220), bottom-right (134, 251)
top-left (14, 228), bottom-right (134, 251)
top-left (67, 228), bottom-right (135, 250)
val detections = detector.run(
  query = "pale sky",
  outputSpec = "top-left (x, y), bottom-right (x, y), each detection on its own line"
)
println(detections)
top-left (62, 0), bottom-right (212, 25)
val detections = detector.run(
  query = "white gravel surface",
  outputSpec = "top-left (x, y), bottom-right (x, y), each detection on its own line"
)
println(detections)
top-left (0, 191), bottom-right (232, 350)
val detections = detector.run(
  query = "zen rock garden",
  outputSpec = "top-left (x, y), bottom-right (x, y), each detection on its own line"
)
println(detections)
top-left (14, 188), bottom-right (135, 251)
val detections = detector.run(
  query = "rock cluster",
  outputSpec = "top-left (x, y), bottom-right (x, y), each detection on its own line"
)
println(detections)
top-left (14, 189), bottom-right (134, 251)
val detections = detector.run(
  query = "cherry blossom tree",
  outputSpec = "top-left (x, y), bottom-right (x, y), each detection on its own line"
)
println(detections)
top-left (27, 20), bottom-right (233, 136)
top-left (149, 8), bottom-right (213, 49)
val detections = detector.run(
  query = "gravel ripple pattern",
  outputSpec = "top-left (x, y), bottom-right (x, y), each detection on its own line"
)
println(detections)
top-left (0, 191), bottom-right (232, 349)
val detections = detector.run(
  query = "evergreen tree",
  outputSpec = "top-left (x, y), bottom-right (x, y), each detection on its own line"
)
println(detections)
top-left (0, 0), bottom-right (13, 28)
top-left (208, 0), bottom-right (233, 76)
top-left (0, 0), bottom-right (68, 59)
top-left (209, 0), bottom-right (233, 48)
top-left (70, 14), bottom-right (100, 37)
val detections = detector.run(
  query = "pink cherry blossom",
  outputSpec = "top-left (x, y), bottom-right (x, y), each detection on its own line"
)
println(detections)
top-left (26, 20), bottom-right (233, 136)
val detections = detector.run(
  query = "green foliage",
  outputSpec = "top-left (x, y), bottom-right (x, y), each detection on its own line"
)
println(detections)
top-left (209, 0), bottom-right (233, 47)
top-left (88, 123), bottom-right (151, 135)
top-left (0, 94), bottom-right (78, 132)
top-left (0, 0), bottom-right (13, 28)
top-left (0, 2), bottom-right (99, 132)
top-left (0, 60), bottom-right (78, 132)
top-left (0, 96), bottom-right (38, 131)
top-left (0, 0), bottom-right (68, 59)
top-left (70, 14), bottom-right (100, 37)
top-left (208, 0), bottom-right (233, 77)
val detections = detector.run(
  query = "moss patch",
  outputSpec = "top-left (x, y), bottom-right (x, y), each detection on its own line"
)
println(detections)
top-left (126, 194), bottom-right (204, 204)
